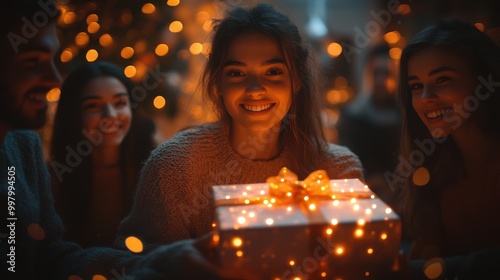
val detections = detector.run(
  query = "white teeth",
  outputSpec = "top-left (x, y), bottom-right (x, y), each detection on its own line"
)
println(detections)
top-left (426, 108), bottom-right (452, 119)
top-left (28, 94), bottom-right (46, 102)
top-left (243, 104), bottom-right (272, 112)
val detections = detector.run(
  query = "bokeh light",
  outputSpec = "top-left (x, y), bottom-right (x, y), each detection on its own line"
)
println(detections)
top-left (86, 49), bottom-right (98, 62)
top-left (169, 21), bottom-right (183, 33)
top-left (125, 236), bottom-right (144, 253)
top-left (153, 96), bottom-right (166, 109)
top-left (413, 166), bottom-right (430, 186)
top-left (327, 42), bottom-right (342, 58)
top-left (142, 3), bottom-right (156, 14)
top-left (155, 44), bottom-right (169, 56)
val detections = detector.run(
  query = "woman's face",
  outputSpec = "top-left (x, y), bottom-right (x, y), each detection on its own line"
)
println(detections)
top-left (219, 32), bottom-right (292, 134)
top-left (407, 47), bottom-right (479, 138)
top-left (80, 76), bottom-right (132, 147)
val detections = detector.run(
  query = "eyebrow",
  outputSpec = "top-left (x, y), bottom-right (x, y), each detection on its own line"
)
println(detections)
top-left (81, 92), bottom-right (128, 101)
top-left (223, 57), bottom-right (286, 67)
top-left (407, 66), bottom-right (456, 81)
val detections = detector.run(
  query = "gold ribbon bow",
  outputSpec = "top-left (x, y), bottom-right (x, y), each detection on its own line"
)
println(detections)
top-left (267, 167), bottom-right (373, 203)
top-left (267, 167), bottom-right (331, 203)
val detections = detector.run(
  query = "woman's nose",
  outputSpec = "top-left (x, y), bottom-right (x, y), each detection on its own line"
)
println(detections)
top-left (102, 103), bottom-right (118, 118)
top-left (245, 75), bottom-right (265, 98)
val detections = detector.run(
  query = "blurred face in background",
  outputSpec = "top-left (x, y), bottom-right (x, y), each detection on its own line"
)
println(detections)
top-left (80, 76), bottom-right (132, 147)
top-left (369, 55), bottom-right (397, 100)
top-left (0, 22), bottom-right (61, 130)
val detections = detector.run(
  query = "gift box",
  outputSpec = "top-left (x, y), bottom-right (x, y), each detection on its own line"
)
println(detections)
top-left (211, 168), bottom-right (401, 280)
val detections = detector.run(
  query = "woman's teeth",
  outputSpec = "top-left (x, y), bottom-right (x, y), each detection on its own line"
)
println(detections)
top-left (27, 93), bottom-right (46, 102)
top-left (426, 108), bottom-right (452, 119)
top-left (243, 104), bottom-right (272, 112)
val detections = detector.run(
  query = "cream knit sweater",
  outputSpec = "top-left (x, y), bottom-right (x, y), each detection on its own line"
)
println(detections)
top-left (115, 122), bottom-right (363, 251)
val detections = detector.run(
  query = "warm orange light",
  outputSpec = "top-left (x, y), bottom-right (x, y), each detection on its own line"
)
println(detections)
top-left (153, 96), bottom-right (166, 109)
top-left (155, 44), bottom-right (169, 56)
top-left (169, 21), bottom-right (183, 33)
top-left (121, 47), bottom-right (134, 59)
top-left (125, 236), bottom-right (144, 253)
top-left (142, 3), bottom-right (156, 14)
top-left (62, 12), bottom-right (77, 25)
top-left (87, 22), bottom-right (100, 34)
top-left (124, 65), bottom-right (136, 78)
top-left (232, 237), bottom-right (243, 247)
top-left (86, 49), bottom-right (98, 62)
top-left (167, 0), bottom-right (180, 6)
top-left (413, 166), bottom-right (430, 186)
top-left (86, 14), bottom-right (98, 24)
top-left (475, 23), bottom-right (485, 32)
top-left (46, 88), bottom-right (61, 102)
top-left (60, 49), bottom-right (73, 63)
top-left (396, 4), bottom-right (411, 15)
top-left (389, 47), bottom-right (402, 60)
top-left (99, 34), bottom-right (113, 47)
top-left (384, 31), bottom-right (401, 44)
top-left (327, 42), bottom-right (342, 58)
top-left (335, 247), bottom-right (344, 255)
top-left (189, 43), bottom-right (203, 55)
top-left (75, 32), bottom-right (89, 46)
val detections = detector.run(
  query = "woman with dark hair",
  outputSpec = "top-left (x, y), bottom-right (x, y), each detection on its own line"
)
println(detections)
top-left (50, 61), bottom-right (156, 247)
top-left (392, 18), bottom-right (500, 278)
top-left (116, 3), bottom-right (362, 249)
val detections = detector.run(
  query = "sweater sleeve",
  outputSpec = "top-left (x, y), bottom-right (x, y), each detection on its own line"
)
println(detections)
top-left (323, 143), bottom-right (364, 181)
top-left (115, 137), bottom-right (204, 251)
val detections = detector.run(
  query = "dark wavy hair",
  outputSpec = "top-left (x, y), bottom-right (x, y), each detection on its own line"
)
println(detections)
top-left (395, 18), bottom-right (500, 254)
top-left (202, 3), bottom-right (327, 178)
top-left (50, 61), bottom-right (155, 246)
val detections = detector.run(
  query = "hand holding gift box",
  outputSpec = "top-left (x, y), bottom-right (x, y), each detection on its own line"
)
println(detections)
top-left (211, 167), bottom-right (401, 280)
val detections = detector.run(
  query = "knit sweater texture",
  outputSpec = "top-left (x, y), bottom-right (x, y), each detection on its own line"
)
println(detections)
top-left (116, 122), bottom-right (363, 250)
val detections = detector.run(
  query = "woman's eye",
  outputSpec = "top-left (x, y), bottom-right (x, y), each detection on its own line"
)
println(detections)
top-left (408, 83), bottom-right (422, 92)
top-left (82, 102), bottom-right (100, 111)
top-left (114, 98), bottom-right (129, 108)
top-left (436, 76), bottom-right (451, 84)
top-left (266, 68), bottom-right (283, 76)
top-left (226, 70), bottom-right (244, 77)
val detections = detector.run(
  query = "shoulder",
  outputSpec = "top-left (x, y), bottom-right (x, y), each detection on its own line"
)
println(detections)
top-left (3, 130), bottom-right (43, 162)
top-left (325, 143), bottom-right (359, 160)
top-left (322, 143), bottom-right (364, 180)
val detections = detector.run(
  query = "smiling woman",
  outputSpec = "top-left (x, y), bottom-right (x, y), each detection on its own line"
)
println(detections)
top-left (114, 3), bottom-right (363, 255)
top-left (49, 61), bottom-right (156, 248)
top-left (390, 17), bottom-right (500, 278)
